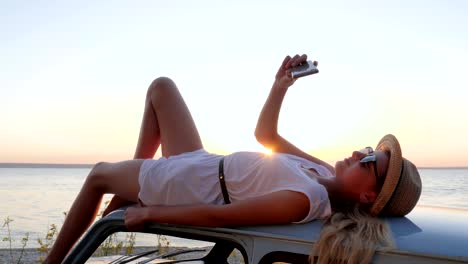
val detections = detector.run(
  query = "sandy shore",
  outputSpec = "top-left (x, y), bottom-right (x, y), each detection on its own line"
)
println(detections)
top-left (0, 246), bottom-right (244, 263)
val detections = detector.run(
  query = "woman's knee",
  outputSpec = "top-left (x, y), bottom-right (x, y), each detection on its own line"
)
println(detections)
top-left (146, 76), bottom-right (178, 100)
top-left (87, 161), bottom-right (112, 191)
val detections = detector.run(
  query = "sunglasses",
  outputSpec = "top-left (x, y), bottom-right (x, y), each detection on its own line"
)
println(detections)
top-left (359, 147), bottom-right (381, 186)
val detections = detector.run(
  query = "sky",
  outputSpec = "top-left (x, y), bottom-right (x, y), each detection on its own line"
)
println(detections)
top-left (1, 0), bottom-right (467, 167)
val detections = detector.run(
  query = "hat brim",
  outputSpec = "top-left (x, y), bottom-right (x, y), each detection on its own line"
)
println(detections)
top-left (369, 134), bottom-right (403, 216)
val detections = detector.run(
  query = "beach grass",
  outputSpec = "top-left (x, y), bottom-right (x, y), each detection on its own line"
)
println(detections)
top-left (2, 197), bottom-right (246, 263)
top-left (2, 216), bottom-right (29, 264)
top-left (1, 199), bottom-right (177, 263)
top-left (1, 216), bottom-right (191, 263)
top-left (2, 215), bottom-right (245, 263)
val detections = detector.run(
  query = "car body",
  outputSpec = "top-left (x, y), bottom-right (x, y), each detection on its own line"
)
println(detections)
top-left (63, 205), bottom-right (468, 263)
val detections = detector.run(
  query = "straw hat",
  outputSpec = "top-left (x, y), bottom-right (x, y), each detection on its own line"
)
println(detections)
top-left (369, 134), bottom-right (422, 216)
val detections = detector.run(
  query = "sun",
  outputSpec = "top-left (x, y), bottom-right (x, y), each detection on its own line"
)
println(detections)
top-left (262, 148), bottom-right (273, 156)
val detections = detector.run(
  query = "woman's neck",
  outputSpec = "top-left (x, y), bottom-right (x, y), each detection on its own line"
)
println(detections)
top-left (317, 177), bottom-right (357, 210)
top-left (316, 176), bottom-right (339, 197)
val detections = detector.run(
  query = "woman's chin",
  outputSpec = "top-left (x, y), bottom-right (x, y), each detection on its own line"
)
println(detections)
top-left (334, 160), bottom-right (345, 176)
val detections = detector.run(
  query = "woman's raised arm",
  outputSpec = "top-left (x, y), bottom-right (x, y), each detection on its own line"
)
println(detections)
top-left (255, 54), bottom-right (335, 174)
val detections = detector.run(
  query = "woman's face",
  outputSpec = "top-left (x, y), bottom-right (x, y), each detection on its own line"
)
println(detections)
top-left (334, 149), bottom-right (390, 204)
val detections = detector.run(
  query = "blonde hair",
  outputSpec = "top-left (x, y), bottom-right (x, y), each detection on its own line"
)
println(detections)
top-left (310, 207), bottom-right (395, 264)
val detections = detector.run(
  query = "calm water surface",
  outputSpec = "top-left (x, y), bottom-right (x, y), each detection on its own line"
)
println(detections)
top-left (1, 165), bottom-right (467, 248)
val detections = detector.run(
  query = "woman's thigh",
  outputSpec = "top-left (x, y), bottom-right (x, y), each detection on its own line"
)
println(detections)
top-left (149, 77), bottom-right (203, 157)
top-left (92, 159), bottom-right (144, 203)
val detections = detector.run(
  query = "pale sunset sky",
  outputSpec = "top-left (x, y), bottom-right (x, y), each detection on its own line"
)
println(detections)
top-left (1, 0), bottom-right (467, 167)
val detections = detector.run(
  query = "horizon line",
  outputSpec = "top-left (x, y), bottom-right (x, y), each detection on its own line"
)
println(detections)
top-left (1, 162), bottom-right (468, 170)
top-left (0, 162), bottom-right (94, 168)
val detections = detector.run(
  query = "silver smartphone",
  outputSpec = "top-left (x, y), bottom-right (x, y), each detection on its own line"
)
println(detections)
top-left (290, 60), bottom-right (319, 79)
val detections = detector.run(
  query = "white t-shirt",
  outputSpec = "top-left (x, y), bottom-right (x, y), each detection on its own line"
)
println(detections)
top-left (224, 151), bottom-right (332, 223)
top-left (138, 149), bottom-right (332, 224)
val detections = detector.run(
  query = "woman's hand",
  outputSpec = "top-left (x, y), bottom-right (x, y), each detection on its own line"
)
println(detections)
top-left (124, 206), bottom-right (148, 231)
top-left (274, 54), bottom-right (310, 90)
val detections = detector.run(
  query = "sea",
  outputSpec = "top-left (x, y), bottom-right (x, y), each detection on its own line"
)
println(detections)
top-left (0, 164), bottom-right (467, 249)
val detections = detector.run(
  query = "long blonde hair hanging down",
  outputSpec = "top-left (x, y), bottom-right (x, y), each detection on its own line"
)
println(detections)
top-left (310, 207), bottom-right (395, 264)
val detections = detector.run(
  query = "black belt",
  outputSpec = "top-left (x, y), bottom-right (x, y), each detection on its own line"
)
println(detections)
top-left (218, 157), bottom-right (231, 204)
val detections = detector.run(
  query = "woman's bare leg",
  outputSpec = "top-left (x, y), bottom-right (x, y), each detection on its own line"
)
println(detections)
top-left (135, 76), bottom-right (204, 158)
top-left (142, 76), bottom-right (204, 157)
top-left (105, 77), bottom-right (204, 214)
top-left (44, 160), bottom-right (143, 263)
